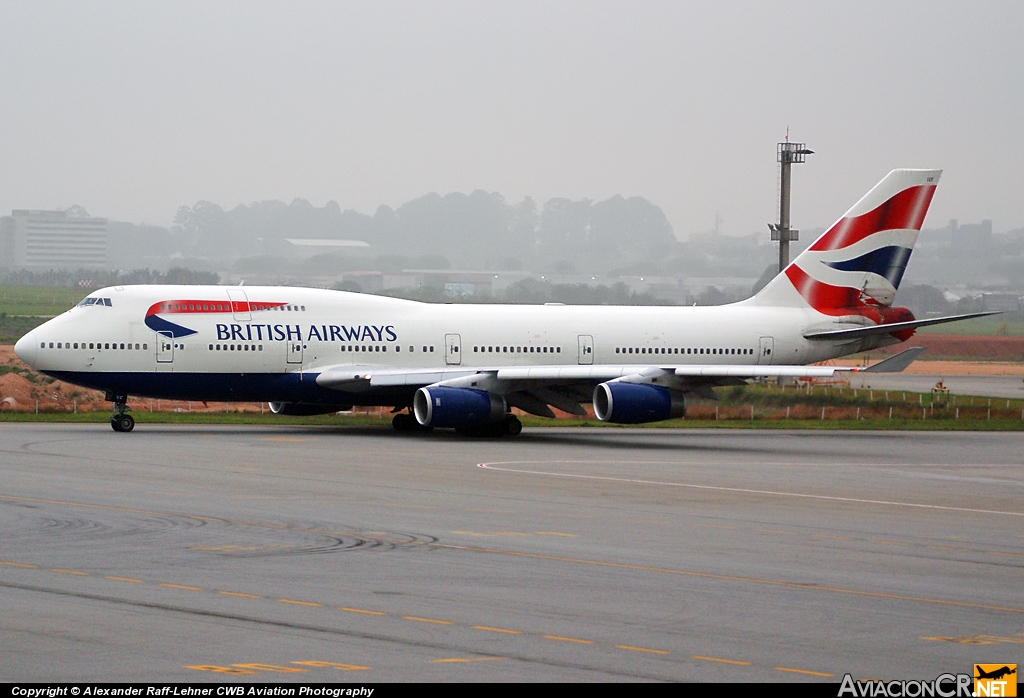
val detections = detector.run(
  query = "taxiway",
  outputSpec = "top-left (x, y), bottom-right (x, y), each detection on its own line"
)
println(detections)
top-left (1, 425), bottom-right (1021, 682)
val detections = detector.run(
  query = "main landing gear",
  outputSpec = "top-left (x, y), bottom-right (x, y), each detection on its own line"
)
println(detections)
top-left (391, 412), bottom-right (522, 437)
top-left (392, 412), bottom-right (431, 433)
top-left (106, 392), bottom-right (134, 432)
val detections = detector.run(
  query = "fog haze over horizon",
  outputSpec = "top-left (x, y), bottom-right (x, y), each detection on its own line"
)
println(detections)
top-left (2, 1), bottom-right (1022, 239)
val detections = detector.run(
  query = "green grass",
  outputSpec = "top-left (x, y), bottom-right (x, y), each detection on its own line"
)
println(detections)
top-left (0, 285), bottom-right (90, 343)
top-left (0, 286), bottom-right (86, 316)
top-left (3, 388), bottom-right (1022, 431)
top-left (1, 412), bottom-right (1020, 430)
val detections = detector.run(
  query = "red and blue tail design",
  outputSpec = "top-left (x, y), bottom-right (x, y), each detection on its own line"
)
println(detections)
top-left (754, 169), bottom-right (940, 322)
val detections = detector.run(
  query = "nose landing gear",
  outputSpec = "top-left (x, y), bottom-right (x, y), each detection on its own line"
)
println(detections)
top-left (106, 392), bottom-right (134, 432)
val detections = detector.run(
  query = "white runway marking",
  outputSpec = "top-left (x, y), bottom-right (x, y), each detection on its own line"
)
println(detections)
top-left (476, 461), bottom-right (1024, 518)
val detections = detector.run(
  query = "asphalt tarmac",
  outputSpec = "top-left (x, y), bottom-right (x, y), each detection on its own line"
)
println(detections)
top-left (1, 424), bottom-right (1021, 682)
top-left (850, 373), bottom-right (1024, 400)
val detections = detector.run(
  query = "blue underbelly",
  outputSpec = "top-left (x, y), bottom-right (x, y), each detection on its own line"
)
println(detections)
top-left (44, 371), bottom-right (414, 406)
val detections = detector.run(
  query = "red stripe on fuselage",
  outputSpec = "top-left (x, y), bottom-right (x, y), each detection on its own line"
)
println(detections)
top-left (808, 184), bottom-right (935, 252)
top-left (144, 300), bottom-right (288, 317)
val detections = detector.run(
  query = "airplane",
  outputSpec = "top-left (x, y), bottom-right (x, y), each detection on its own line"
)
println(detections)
top-left (13, 169), bottom-right (995, 435)
top-left (975, 666), bottom-right (1016, 681)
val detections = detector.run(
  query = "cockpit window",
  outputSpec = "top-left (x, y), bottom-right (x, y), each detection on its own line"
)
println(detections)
top-left (76, 297), bottom-right (112, 307)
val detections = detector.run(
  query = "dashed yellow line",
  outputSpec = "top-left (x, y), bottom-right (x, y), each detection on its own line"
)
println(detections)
top-left (543, 635), bottom-right (593, 644)
top-left (473, 625), bottom-right (521, 635)
top-left (758, 529), bottom-right (798, 535)
top-left (536, 532), bottom-right (577, 537)
top-left (160, 583), bottom-right (202, 591)
top-left (184, 665), bottom-right (255, 674)
top-left (0, 561), bottom-right (37, 568)
top-left (52, 569), bottom-right (89, 576)
top-left (219, 591), bottom-right (261, 598)
top-left (106, 576), bottom-right (143, 583)
top-left (693, 655), bottom-right (751, 666)
top-left (232, 663), bottom-right (306, 673)
top-left (278, 599), bottom-right (322, 607)
top-left (403, 616), bottom-right (454, 625)
top-left (776, 666), bottom-right (834, 677)
top-left (431, 657), bottom-right (506, 664)
top-left (292, 661), bottom-right (369, 671)
top-left (617, 645), bottom-right (670, 655)
top-left (339, 607), bottom-right (385, 616)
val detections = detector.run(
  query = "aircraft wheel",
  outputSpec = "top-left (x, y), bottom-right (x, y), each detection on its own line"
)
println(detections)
top-left (111, 416), bottom-right (123, 432)
top-left (504, 415), bottom-right (523, 437)
top-left (117, 415), bottom-right (135, 432)
top-left (392, 413), bottom-right (415, 432)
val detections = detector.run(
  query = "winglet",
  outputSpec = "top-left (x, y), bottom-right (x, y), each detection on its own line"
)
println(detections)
top-left (861, 347), bottom-right (926, 373)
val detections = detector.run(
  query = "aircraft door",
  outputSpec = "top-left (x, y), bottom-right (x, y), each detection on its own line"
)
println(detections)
top-left (445, 333), bottom-right (461, 365)
top-left (286, 340), bottom-right (304, 365)
top-left (156, 331), bottom-right (174, 363)
top-left (757, 336), bottom-right (774, 365)
top-left (577, 335), bottom-right (594, 365)
top-left (226, 289), bottom-right (251, 322)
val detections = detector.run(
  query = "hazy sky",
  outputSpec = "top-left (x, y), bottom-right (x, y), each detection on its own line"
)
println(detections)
top-left (2, 1), bottom-right (1021, 240)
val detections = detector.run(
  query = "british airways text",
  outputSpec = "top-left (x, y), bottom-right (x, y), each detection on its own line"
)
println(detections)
top-left (215, 324), bottom-right (397, 342)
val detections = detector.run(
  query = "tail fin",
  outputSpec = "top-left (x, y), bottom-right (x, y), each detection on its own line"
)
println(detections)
top-left (753, 169), bottom-right (941, 315)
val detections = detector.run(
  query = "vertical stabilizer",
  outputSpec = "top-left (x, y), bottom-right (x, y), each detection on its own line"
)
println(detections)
top-left (753, 169), bottom-right (940, 314)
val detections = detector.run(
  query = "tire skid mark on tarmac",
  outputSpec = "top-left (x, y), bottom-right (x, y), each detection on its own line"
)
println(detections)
top-left (0, 493), bottom-right (437, 556)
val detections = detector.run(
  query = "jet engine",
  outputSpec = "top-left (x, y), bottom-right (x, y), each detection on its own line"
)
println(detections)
top-left (413, 386), bottom-right (506, 428)
top-left (269, 402), bottom-right (352, 416)
top-left (593, 382), bottom-right (685, 424)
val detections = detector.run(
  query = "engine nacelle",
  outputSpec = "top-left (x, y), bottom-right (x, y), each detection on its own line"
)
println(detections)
top-left (269, 402), bottom-right (352, 416)
top-left (593, 382), bottom-right (685, 424)
top-left (413, 387), bottom-right (506, 428)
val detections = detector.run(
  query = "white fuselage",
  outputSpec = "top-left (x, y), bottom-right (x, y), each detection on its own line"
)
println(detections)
top-left (14, 285), bottom-right (871, 405)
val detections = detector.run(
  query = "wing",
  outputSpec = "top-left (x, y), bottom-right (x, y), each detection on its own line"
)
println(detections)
top-left (315, 348), bottom-right (923, 418)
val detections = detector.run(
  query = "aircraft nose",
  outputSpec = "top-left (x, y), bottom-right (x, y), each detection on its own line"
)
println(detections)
top-left (14, 330), bottom-right (39, 368)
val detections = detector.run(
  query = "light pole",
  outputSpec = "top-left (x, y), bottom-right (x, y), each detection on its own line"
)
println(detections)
top-left (769, 140), bottom-right (813, 273)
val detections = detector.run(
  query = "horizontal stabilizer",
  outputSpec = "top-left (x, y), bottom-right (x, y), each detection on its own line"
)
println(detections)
top-left (862, 347), bottom-right (926, 373)
top-left (803, 311), bottom-right (1000, 340)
